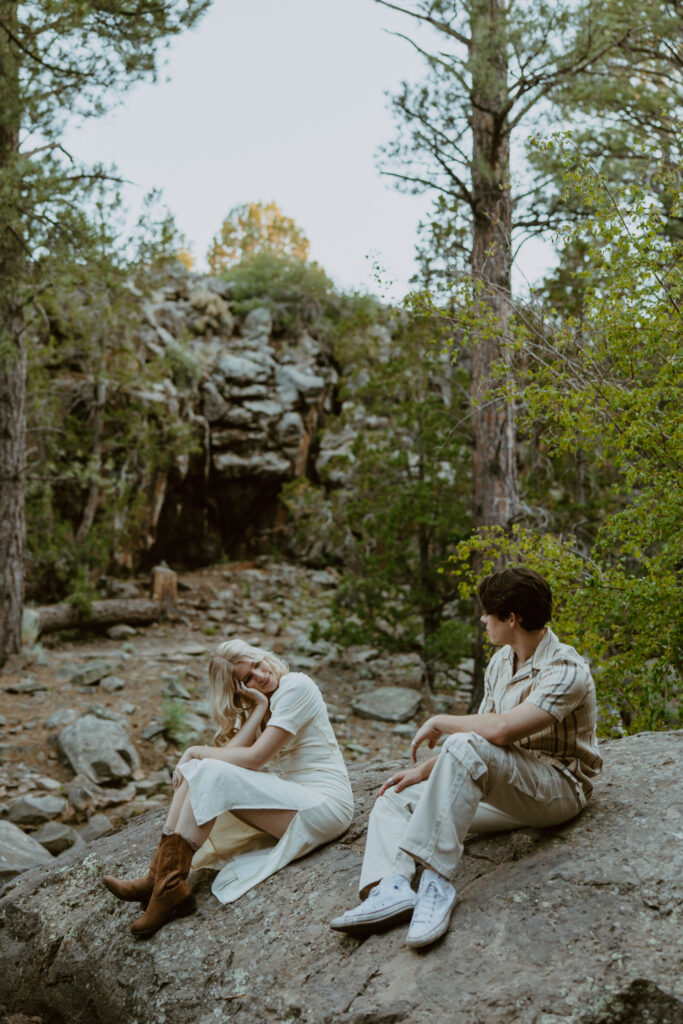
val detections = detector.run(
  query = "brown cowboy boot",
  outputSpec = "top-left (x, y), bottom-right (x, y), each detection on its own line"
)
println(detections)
top-left (130, 833), bottom-right (196, 938)
top-left (102, 833), bottom-right (165, 906)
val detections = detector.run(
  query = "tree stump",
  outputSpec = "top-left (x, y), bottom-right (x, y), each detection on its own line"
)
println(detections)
top-left (151, 565), bottom-right (179, 618)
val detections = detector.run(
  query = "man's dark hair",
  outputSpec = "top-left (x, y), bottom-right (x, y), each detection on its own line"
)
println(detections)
top-left (477, 567), bottom-right (552, 631)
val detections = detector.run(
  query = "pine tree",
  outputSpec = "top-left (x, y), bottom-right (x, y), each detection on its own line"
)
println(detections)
top-left (0, 0), bottom-right (211, 664)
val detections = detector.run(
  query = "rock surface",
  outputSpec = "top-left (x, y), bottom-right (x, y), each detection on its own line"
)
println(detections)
top-left (0, 732), bottom-right (681, 1024)
top-left (351, 685), bottom-right (423, 722)
top-left (57, 714), bottom-right (140, 785)
top-left (0, 821), bottom-right (54, 883)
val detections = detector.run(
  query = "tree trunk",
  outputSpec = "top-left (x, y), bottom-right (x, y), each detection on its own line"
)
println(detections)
top-left (0, 4), bottom-right (25, 665)
top-left (467, 0), bottom-right (519, 709)
top-left (469, 0), bottom-right (520, 531)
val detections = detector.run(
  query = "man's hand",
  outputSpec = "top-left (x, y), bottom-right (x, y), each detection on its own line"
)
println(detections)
top-left (375, 761), bottom-right (432, 799)
top-left (410, 716), bottom-right (444, 762)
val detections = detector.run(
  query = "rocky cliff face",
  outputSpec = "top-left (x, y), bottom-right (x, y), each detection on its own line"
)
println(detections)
top-left (1, 731), bottom-right (681, 1024)
top-left (135, 265), bottom-right (342, 567)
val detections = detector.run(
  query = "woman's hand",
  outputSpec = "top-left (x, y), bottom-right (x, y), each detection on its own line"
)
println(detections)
top-left (409, 716), bottom-right (444, 763)
top-left (376, 762), bottom-right (429, 799)
top-left (237, 682), bottom-right (269, 708)
top-left (173, 745), bottom-right (208, 789)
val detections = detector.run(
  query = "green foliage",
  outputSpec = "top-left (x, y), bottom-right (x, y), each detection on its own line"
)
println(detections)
top-left (284, 302), bottom-right (474, 680)
top-left (452, 160), bottom-right (683, 733)
top-left (218, 250), bottom-right (371, 340)
top-left (379, 0), bottom-right (683, 291)
top-left (161, 698), bottom-right (191, 747)
top-left (24, 201), bottom-right (199, 602)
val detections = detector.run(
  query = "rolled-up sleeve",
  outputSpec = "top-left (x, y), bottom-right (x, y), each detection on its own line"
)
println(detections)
top-left (525, 659), bottom-right (591, 721)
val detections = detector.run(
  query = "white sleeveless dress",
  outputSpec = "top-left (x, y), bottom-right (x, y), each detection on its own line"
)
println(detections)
top-left (179, 672), bottom-right (354, 904)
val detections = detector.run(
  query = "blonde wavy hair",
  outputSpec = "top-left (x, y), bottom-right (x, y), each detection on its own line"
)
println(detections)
top-left (208, 639), bottom-right (289, 744)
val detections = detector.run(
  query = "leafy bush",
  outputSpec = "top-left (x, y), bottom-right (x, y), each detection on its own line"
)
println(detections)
top-left (451, 159), bottom-right (683, 733)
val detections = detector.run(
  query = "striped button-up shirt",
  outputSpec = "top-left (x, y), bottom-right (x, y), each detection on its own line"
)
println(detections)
top-left (479, 627), bottom-right (602, 805)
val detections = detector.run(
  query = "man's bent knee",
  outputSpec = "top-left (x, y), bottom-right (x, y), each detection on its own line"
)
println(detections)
top-left (442, 731), bottom-right (497, 782)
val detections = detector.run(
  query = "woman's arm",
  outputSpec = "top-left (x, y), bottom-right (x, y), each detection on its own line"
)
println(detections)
top-left (177, 724), bottom-right (292, 775)
top-left (410, 703), bottom-right (555, 761)
top-left (224, 687), bottom-right (269, 749)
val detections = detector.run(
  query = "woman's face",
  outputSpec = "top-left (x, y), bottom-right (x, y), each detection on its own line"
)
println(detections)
top-left (233, 658), bottom-right (279, 696)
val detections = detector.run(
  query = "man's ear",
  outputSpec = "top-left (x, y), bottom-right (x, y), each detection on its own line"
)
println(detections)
top-left (508, 611), bottom-right (523, 629)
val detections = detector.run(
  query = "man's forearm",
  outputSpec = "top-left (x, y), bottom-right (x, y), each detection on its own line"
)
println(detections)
top-left (434, 713), bottom-right (510, 746)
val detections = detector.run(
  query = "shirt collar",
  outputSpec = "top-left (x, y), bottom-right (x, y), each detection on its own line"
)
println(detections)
top-left (503, 625), bottom-right (558, 679)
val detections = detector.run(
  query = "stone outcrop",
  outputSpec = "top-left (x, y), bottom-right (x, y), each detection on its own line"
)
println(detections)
top-left (1, 731), bottom-right (680, 1024)
top-left (137, 265), bottom-right (340, 564)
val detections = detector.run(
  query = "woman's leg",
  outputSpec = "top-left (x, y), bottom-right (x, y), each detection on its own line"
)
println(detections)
top-left (173, 783), bottom-right (216, 850)
top-left (231, 807), bottom-right (297, 839)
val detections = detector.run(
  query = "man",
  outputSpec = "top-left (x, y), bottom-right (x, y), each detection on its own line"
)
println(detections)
top-left (331, 567), bottom-right (602, 949)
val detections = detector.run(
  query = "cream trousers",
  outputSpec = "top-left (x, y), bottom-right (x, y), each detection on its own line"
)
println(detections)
top-left (359, 731), bottom-right (582, 897)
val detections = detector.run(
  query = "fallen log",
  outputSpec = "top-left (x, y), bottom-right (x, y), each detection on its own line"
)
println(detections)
top-left (33, 567), bottom-right (180, 636)
top-left (35, 597), bottom-right (166, 636)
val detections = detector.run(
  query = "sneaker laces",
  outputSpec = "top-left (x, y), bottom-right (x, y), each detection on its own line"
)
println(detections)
top-left (411, 878), bottom-right (441, 928)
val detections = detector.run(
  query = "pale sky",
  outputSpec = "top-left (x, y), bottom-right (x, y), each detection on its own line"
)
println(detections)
top-left (63, 1), bottom-right (554, 299)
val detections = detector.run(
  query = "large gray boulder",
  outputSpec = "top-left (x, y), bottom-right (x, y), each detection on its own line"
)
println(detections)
top-left (0, 821), bottom-right (54, 883)
top-left (58, 714), bottom-right (139, 785)
top-left (352, 686), bottom-right (422, 722)
top-left (0, 732), bottom-right (681, 1024)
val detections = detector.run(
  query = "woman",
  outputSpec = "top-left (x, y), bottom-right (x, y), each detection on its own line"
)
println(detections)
top-left (102, 639), bottom-right (354, 937)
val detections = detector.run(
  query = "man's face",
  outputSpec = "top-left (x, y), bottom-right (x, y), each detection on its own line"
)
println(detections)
top-left (480, 610), bottom-right (515, 647)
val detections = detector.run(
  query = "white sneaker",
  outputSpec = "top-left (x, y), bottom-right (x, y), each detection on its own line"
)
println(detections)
top-left (406, 869), bottom-right (456, 949)
top-left (330, 874), bottom-right (416, 935)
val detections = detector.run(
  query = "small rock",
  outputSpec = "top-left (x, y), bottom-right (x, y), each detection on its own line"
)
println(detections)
top-left (121, 703), bottom-right (136, 715)
top-left (344, 646), bottom-right (380, 665)
top-left (33, 822), bottom-right (80, 855)
top-left (4, 676), bottom-right (48, 695)
top-left (141, 720), bottom-right (165, 741)
top-left (392, 723), bottom-right (416, 737)
top-left (26, 645), bottom-right (51, 667)
top-left (100, 676), bottom-right (125, 693)
top-left (163, 678), bottom-right (192, 700)
top-left (310, 570), bottom-right (338, 588)
top-left (0, 820), bottom-right (54, 881)
top-left (343, 742), bottom-right (371, 755)
top-left (8, 794), bottom-right (66, 826)
top-left (85, 703), bottom-right (127, 724)
top-left (0, 714), bottom-right (6, 727)
top-left (432, 695), bottom-right (454, 714)
top-left (35, 777), bottom-right (62, 792)
top-left (106, 624), bottom-right (137, 640)
top-left (176, 642), bottom-right (206, 657)
top-left (351, 687), bottom-right (422, 723)
top-left (45, 708), bottom-right (78, 729)
top-left (66, 660), bottom-right (114, 687)
top-left (80, 813), bottom-right (113, 843)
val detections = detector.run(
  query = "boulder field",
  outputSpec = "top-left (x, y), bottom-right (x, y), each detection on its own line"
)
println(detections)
top-left (0, 731), bottom-right (681, 1024)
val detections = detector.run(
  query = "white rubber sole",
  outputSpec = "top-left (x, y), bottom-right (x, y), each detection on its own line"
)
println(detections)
top-left (405, 892), bottom-right (457, 949)
top-left (330, 898), bottom-right (417, 935)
